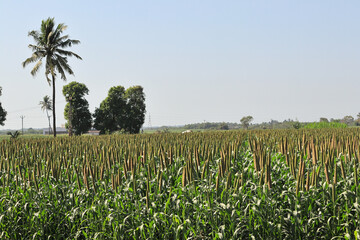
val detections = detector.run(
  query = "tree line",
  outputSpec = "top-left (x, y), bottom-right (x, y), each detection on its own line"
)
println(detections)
top-left (0, 82), bottom-right (146, 136)
top-left (63, 82), bottom-right (146, 135)
top-left (0, 17), bottom-right (146, 136)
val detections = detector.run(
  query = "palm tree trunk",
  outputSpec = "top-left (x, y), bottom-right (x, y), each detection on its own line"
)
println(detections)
top-left (46, 109), bottom-right (52, 135)
top-left (52, 75), bottom-right (56, 137)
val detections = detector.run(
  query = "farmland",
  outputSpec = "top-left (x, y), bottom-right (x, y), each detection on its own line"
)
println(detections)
top-left (1, 129), bottom-right (360, 239)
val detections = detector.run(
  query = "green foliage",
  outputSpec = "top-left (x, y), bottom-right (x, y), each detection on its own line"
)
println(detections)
top-left (185, 122), bottom-right (237, 130)
top-left (304, 122), bottom-right (347, 129)
top-left (342, 115), bottom-right (355, 125)
top-left (320, 117), bottom-right (329, 123)
top-left (0, 87), bottom-right (6, 126)
top-left (292, 121), bottom-right (301, 129)
top-left (93, 86), bottom-right (126, 134)
top-left (356, 114), bottom-right (360, 126)
top-left (7, 130), bottom-right (20, 139)
top-left (123, 86), bottom-right (146, 134)
top-left (1, 129), bottom-right (360, 238)
top-left (240, 116), bottom-right (253, 129)
top-left (22, 17), bottom-right (82, 137)
top-left (217, 123), bottom-right (229, 130)
top-left (94, 85), bottom-right (146, 134)
top-left (63, 81), bottom-right (92, 135)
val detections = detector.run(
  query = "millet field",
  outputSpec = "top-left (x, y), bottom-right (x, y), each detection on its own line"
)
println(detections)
top-left (1, 129), bottom-right (360, 239)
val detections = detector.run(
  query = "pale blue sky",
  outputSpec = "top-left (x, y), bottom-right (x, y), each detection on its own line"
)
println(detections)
top-left (1, 1), bottom-right (360, 130)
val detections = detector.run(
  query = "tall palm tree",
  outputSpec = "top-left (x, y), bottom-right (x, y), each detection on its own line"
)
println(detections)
top-left (22, 17), bottom-right (82, 137)
top-left (39, 95), bottom-right (53, 135)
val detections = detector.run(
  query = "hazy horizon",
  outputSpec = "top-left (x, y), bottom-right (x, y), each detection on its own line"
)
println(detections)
top-left (1, 1), bottom-right (360, 130)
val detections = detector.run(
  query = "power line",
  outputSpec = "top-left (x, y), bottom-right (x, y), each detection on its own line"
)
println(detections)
top-left (7, 100), bottom-right (66, 114)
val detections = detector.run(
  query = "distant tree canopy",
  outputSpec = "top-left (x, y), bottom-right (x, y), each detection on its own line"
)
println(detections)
top-left (63, 82), bottom-right (92, 135)
top-left (26, 128), bottom-right (42, 134)
top-left (0, 87), bottom-right (7, 126)
top-left (356, 113), bottom-right (360, 126)
top-left (330, 118), bottom-right (341, 123)
top-left (320, 117), bottom-right (329, 123)
top-left (341, 115), bottom-right (354, 125)
top-left (93, 85), bottom-right (146, 134)
top-left (240, 116), bottom-right (253, 129)
top-left (292, 121), bottom-right (301, 129)
top-left (218, 123), bottom-right (229, 130)
top-left (184, 122), bottom-right (233, 130)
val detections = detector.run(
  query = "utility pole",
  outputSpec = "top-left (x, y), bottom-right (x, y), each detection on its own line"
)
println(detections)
top-left (20, 115), bottom-right (25, 135)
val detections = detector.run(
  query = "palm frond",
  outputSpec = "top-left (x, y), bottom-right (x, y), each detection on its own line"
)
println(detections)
top-left (28, 30), bottom-right (41, 43)
top-left (45, 73), bottom-right (51, 85)
top-left (30, 60), bottom-right (43, 76)
top-left (57, 23), bottom-right (67, 32)
top-left (41, 18), bottom-right (55, 40)
top-left (22, 52), bottom-right (43, 68)
top-left (57, 35), bottom-right (69, 42)
top-left (28, 44), bottom-right (45, 52)
top-left (56, 49), bottom-right (82, 60)
top-left (56, 39), bottom-right (81, 49)
top-left (54, 61), bottom-right (67, 81)
top-left (45, 56), bottom-right (56, 84)
top-left (55, 54), bottom-right (73, 79)
top-left (47, 31), bottom-right (54, 45)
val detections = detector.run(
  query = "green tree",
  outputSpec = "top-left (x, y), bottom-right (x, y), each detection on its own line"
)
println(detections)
top-left (320, 117), bottom-right (329, 123)
top-left (356, 113), bottom-right (360, 126)
top-left (240, 116), bottom-right (253, 129)
top-left (0, 87), bottom-right (6, 126)
top-left (292, 121), bottom-right (301, 129)
top-left (330, 118), bottom-right (341, 123)
top-left (39, 95), bottom-right (52, 134)
top-left (94, 86), bottom-right (127, 134)
top-left (22, 17), bottom-right (82, 137)
top-left (94, 85), bottom-right (146, 134)
top-left (341, 115), bottom-right (354, 125)
top-left (63, 82), bottom-right (92, 136)
top-left (217, 123), bottom-right (229, 130)
top-left (123, 86), bottom-right (146, 134)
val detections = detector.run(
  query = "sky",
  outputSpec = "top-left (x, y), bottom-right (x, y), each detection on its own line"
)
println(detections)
top-left (0, 0), bottom-right (360, 130)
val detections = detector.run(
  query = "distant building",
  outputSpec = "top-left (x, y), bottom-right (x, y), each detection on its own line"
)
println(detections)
top-left (182, 130), bottom-right (193, 134)
top-left (85, 129), bottom-right (100, 136)
top-left (43, 127), bottom-right (68, 135)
